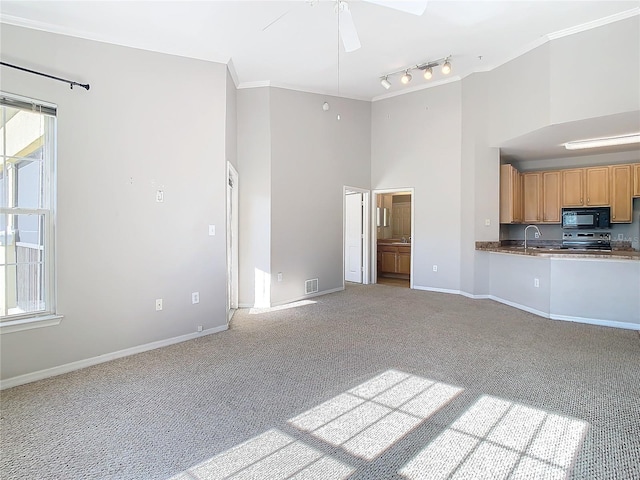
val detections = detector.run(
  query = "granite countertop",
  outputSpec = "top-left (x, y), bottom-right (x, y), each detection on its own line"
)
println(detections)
top-left (476, 241), bottom-right (640, 260)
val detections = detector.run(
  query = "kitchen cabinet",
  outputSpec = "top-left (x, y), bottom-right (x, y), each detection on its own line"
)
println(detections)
top-left (522, 171), bottom-right (561, 223)
top-left (585, 167), bottom-right (609, 206)
top-left (523, 173), bottom-right (542, 223)
top-left (542, 171), bottom-right (561, 223)
top-left (378, 244), bottom-right (411, 276)
top-left (500, 164), bottom-right (523, 223)
top-left (562, 169), bottom-right (584, 206)
top-left (562, 167), bottom-right (609, 207)
top-left (610, 164), bottom-right (633, 223)
top-left (634, 163), bottom-right (640, 197)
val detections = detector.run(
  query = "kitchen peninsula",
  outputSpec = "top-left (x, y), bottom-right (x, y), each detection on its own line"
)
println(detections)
top-left (475, 241), bottom-right (639, 330)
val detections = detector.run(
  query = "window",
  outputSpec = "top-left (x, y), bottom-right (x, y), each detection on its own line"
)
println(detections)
top-left (1, 93), bottom-right (57, 323)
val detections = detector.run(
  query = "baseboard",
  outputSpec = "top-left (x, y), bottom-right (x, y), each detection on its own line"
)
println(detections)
top-left (550, 314), bottom-right (640, 331)
top-left (271, 287), bottom-right (345, 308)
top-left (459, 291), bottom-right (491, 300)
top-left (412, 285), bottom-right (461, 295)
top-left (0, 324), bottom-right (228, 390)
top-left (487, 295), bottom-right (551, 319)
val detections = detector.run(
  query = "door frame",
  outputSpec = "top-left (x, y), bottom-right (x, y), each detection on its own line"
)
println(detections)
top-left (226, 162), bottom-right (239, 323)
top-left (371, 188), bottom-right (415, 289)
top-left (343, 186), bottom-right (371, 286)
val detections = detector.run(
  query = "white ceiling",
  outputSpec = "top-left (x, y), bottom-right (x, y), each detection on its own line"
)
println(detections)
top-left (1, 1), bottom-right (639, 161)
top-left (1, 1), bottom-right (638, 101)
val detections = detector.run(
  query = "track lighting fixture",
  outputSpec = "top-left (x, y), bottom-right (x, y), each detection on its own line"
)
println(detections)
top-left (379, 55), bottom-right (453, 90)
top-left (441, 58), bottom-right (452, 75)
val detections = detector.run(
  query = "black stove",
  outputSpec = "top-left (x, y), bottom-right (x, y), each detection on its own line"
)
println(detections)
top-left (562, 231), bottom-right (611, 250)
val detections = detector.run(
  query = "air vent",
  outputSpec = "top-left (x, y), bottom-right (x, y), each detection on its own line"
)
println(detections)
top-left (305, 278), bottom-right (319, 295)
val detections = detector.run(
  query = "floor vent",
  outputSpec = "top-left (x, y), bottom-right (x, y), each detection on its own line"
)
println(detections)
top-left (305, 278), bottom-right (319, 295)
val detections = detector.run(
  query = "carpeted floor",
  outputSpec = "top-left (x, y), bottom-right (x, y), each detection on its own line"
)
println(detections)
top-left (1, 284), bottom-right (639, 480)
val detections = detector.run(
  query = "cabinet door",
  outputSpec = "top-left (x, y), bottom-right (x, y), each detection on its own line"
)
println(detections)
top-left (562, 169), bottom-right (584, 206)
top-left (397, 249), bottom-right (411, 274)
top-left (610, 165), bottom-right (632, 223)
top-left (523, 173), bottom-right (542, 223)
top-left (381, 251), bottom-right (397, 273)
top-left (634, 164), bottom-right (640, 197)
top-left (585, 167), bottom-right (609, 206)
top-left (542, 171), bottom-right (561, 223)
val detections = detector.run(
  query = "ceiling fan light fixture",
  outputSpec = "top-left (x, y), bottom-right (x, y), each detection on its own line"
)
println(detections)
top-left (380, 77), bottom-right (392, 89)
top-left (423, 67), bottom-right (433, 80)
top-left (441, 59), bottom-right (452, 75)
top-left (400, 71), bottom-right (412, 84)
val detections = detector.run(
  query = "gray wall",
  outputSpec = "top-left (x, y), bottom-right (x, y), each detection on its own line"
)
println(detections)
top-left (269, 88), bottom-right (371, 305)
top-left (549, 16), bottom-right (640, 124)
top-left (226, 69), bottom-right (238, 170)
top-left (237, 88), bottom-right (272, 307)
top-left (371, 82), bottom-right (463, 291)
top-left (1, 25), bottom-right (230, 380)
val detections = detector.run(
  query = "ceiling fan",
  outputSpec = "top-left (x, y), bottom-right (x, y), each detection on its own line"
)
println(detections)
top-left (263, 0), bottom-right (429, 53)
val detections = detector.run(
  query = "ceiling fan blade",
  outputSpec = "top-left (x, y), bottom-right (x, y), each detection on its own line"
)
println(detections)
top-left (364, 0), bottom-right (428, 16)
top-left (339, 4), bottom-right (361, 52)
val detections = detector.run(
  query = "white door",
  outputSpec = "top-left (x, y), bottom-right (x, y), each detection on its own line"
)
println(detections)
top-left (345, 192), bottom-right (363, 283)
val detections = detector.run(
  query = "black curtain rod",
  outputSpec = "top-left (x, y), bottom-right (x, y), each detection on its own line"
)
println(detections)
top-left (0, 62), bottom-right (90, 91)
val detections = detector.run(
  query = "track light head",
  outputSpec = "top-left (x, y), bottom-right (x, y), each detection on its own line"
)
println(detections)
top-left (423, 67), bottom-right (433, 80)
top-left (400, 71), bottom-right (412, 84)
top-left (380, 77), bottom-right (391, 90)
top-left (441, 59), bottom-right (452, 75)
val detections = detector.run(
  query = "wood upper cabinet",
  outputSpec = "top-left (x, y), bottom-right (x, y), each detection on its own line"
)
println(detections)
top-left (521, 171), bottom-right (561, 224)
top-left (500, 164), bottom-right (523, 223)
top-left (523, 173), bottom-right (542, 223)
top-left (610, 164), bottom-right (633, 223)
top-left (634, 163), bottom-right (640, 197)
top-left (562, 167), bottom-right (610, 207)
top-left (585, 167), bottom-right (609, 206)
top-left (562, 169), bottom-right (584, 206)
top-left (541, 171), bottom-right (561, 223)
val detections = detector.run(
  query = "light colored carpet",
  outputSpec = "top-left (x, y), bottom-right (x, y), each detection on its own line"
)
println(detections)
top-left (1, 284), bottom-right (639, 479)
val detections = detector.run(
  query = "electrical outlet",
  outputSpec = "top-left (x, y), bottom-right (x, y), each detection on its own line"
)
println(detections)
top-left (197, 325), bottom-right (203, 332)
top-left (156, 190), bottom-right (164, 203)
top-left (208, 225), bottom-right (216, 236)
top-left (534, 232), bottom-right (540, 238)
top-left (155, 298), bottom-right (163, 311)
top-left (534, 278), bottom-right (539, 288)
top-left (192, 292), bottom-right (199, 304)
top-left (277, 273), bottom-right (283, 282)
top-left (485, 219), bottom-right (491, 226)
top-left (618, 234), bottom-right (624, 240)
top-left (433, 265), bottom-right (438, 272)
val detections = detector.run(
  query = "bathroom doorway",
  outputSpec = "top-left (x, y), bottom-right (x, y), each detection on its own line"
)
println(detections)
top-left (372, 189), bottom-right (414, 288)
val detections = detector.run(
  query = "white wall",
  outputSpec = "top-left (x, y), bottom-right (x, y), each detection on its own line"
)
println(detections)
top-left (371, 82), bottom-right (463, 291)
top-left (269, 88), bottom-right (371, 305)
top-left (237, 88), bottom-right (272, 307)
top-left (0, 25), bottom-right (230, 380)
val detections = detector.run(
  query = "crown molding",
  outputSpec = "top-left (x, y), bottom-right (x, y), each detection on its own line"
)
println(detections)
top-left (238, 80), bottom-right (370, 102)
top-left (547, 7), bottom-right (639, 41)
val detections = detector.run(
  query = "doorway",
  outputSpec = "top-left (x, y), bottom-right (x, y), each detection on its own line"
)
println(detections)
top-left (343, 187), bottom-right (370, 285)
top-left (226, 162), bottom-right (239, 323)
top-left (372, 189), bottom-right (414, 288)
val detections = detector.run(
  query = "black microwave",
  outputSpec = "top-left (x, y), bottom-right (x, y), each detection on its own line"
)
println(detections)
top-left (561, 207), bottom-right (610, 229)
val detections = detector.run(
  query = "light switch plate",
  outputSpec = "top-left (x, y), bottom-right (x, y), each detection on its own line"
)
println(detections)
top-left (209, 225), bottom-right (216, 236)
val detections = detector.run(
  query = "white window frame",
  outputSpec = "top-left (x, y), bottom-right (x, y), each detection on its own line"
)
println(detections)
top-left (0, 92), bottom-right (61, 334)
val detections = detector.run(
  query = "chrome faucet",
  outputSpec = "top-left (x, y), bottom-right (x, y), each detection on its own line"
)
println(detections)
top-left (524, 225), bottom-right (542, 249)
